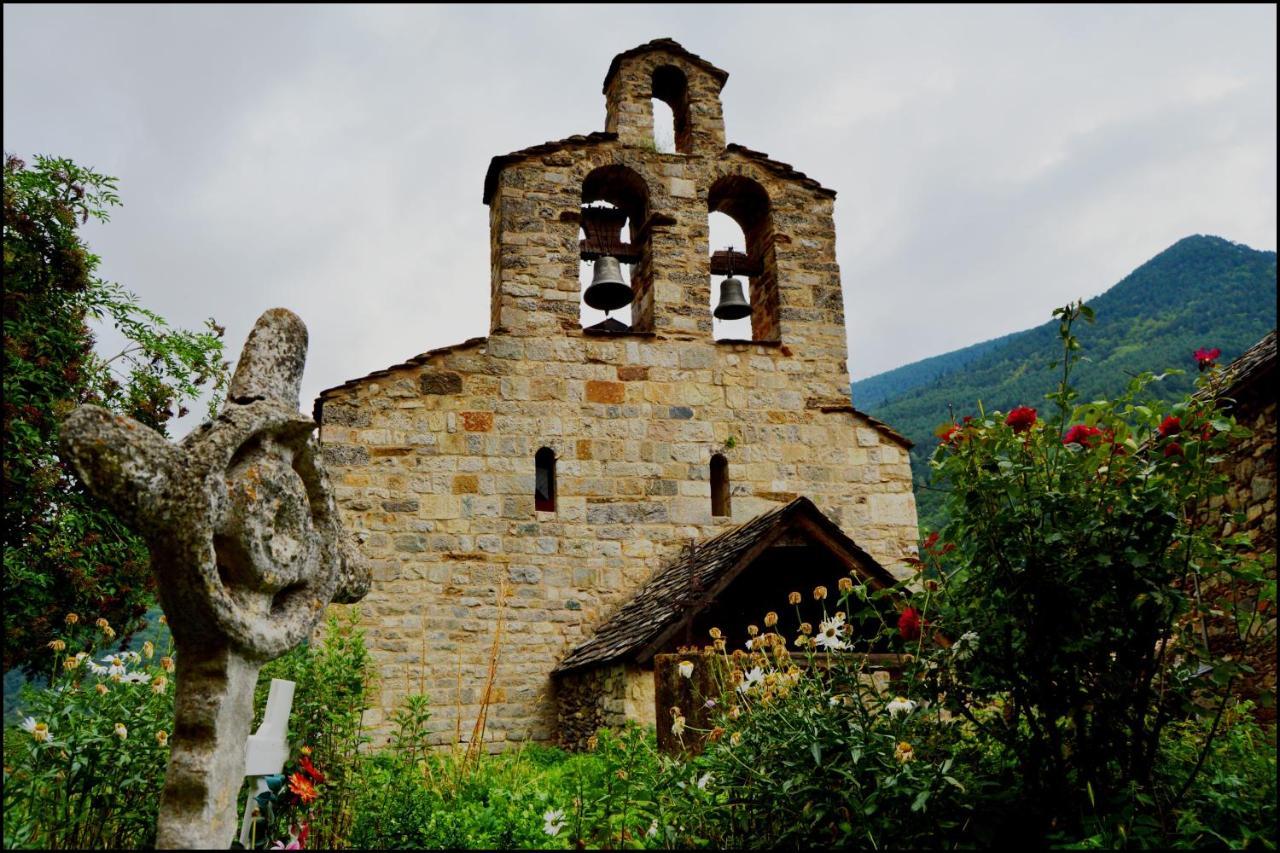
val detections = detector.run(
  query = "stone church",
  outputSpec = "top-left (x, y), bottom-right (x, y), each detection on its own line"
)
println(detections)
top-left (315, 39), bottom-right (919, 750)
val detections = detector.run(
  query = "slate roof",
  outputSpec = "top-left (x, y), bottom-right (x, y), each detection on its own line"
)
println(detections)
top-left (553, 496), bottom-right (898, 674)
top-left (312, 336), bottom-right (488, 421)
top-left (724, 144), bottom-right (838, 199)
top-left (602, 38), bottom-right (730, 94)
top-left (483, 131), bottom-right (618, 204)
top-left (1194, 329), bottom-right (1276, 404)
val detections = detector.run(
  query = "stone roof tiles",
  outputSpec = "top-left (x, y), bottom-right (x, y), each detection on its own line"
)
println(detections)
top-left (1194, 329), bottom-right (1276, 404)
top-left (482, 131), bottom-right (618, 205)
top-left (553, 496), bottom-right (897, 674)
top-left (724, 143), bottom-right (837, 199)
top-left (602, 38), bottom-right (730, 95)
top-left (312, 336), bottom-right (488, 421)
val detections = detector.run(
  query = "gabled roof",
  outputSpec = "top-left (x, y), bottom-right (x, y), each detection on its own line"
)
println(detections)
top-left (602, 38), bottom-right (729, 95)
top-left (1194, 329), bottom-right (1276, 404)
top-left (553, 496), bottom-right (898, 674)
top-left (312, 336), bottom-right (488, 421)
top-left (724, 144), bottom-right (837, 199)
top-left (483, 132), bottom-right (617, 205)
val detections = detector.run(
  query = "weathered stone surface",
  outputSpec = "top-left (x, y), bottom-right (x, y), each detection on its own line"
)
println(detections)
top-left (316, 41), bottom-right (919, 752)
top-left (420, 370), bottom-right (463, 395)
top-left (61, 309), bottom-right (370, 849)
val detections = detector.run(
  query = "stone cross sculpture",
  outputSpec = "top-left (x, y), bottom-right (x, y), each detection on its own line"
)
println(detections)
top-left (60, 309), bottom-right (370, 849)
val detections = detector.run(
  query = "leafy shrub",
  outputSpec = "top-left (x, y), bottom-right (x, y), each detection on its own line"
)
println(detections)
top-left (3, 614), bottom-right (176, 849)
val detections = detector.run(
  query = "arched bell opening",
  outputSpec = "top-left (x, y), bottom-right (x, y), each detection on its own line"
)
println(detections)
top-left (651, 65), bottom-right (691, 155)
top-left (579, 165), bottom-right (653, 333)
top-left (708, 211), bottom-right (751, 341)
top-left (708, 175), bottom-right (780, 343)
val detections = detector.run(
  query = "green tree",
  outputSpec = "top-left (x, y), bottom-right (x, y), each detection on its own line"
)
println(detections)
top-left (2, 153), bottom-right (229, 673)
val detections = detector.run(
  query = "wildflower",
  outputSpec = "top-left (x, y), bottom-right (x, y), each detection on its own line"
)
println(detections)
top-left (21, 717), bottom-right (51, 743)
top-left (1164, 442), bottom-right (1184, 458)
top-left (615, 768), bottom-right (628, 781)
top-left (95, 618), bottom-right (110, 631)
top-left (886, 696), bottom-right (917, 718)
top-left (95, 683), bottom-right (109, 695)
top-left (713, 638), bottom-right (726, 652)
top-left (288, 771), bottom-right (319, 804)
top-left (671, 715), bottom-right (686, 738)
top-left (114, 722), bottom-right (128, 740)
top-left (728, 705), bottom-right (741, 721)
top-left (156, 730), bottom-right (169, 747)
top-left (124, 650), bottom-right (141, 664)
top-left (838, 577), bottom-right (853, 595)
top-left (798, 622), bottom-right (813, 635)
top-left (704, 698), bottom-right (717, 709)
top-left (815, 613), bottom-right (847, 651)
top-left (747, 624), bottom-right (759, 637)
top-left (646, 819), bottom-right (659, 839)
top-left (65, 612), bottom-right (79, 625)
top-left (1063, 424), bottom-right (1103, 447)
top-left (1158, 416), bottom-right (1181, 438)
top-left (94, 655), bottom-right (128, 677)
top-left (543, 808), bottom-right (566, 837)
top-left (152, 676), bottom-right (168, 694)
top-left (952, 631), bottom-right (979, 661)
top-left (142, 641), bottom-right (155, 659)
top-left (708, 725), bottom-right (725, 742)
top-left (922, 531), bottom-right (940, 551)
top-left (158, 614), bottom-right (168, 626)
top-left (678, 660), bottom-right (694, 678)
top-left (102, 626), bottom-right (116, 640)
top-left (1194, 347), bottom-right (1221, 370)
top-left (161, 656), bottom-right (175, 672)
top-left (813, 586), bottom-right (827, 601)
top-left (738, 667), bottom-right (764, 693)
top-left (788, 591), bottom-right (802, 606)
top-left (269, 836), bottom-right (300, 851)
top-left (48, 639), bottom-right (66, 652)
top-left (708, 627), bottom-right (722, 640)
top-left (894, 741), bottom-right (915, 763)
top-left (898, 607), bottom-right (922, 641)
top-left (696, 772), bottom-right (712, 790)
top-left (935, 422), bottom-right (962, 445)
top-left (1005, 406), bottom-right (1037, 433)
top-left (296, 754), bottom-right (326, 785)
top-left (62, 656), bottom-right (81, 672)
top-left (729, 731), bottom-right (743, 747)
top-left (300, 745), bottom-right (312, 756)
top-left (121, 671), bottom-right (152, 684)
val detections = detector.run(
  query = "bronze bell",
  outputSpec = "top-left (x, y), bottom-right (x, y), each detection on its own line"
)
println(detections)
top-left (714, 276), bottom-right (751, 320)
top-left (584, 256), bottom-right (633, 312)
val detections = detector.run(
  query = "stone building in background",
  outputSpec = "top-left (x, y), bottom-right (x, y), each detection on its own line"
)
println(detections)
top-left (315, 39), bottom-right (919, 750)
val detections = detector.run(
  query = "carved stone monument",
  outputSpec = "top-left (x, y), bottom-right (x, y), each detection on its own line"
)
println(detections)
top-left (60, 308), bottom-right (370, 849)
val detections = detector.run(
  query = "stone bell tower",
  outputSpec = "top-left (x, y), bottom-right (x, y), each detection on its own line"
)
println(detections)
top-left (318, 39), bottom-right (918, 749)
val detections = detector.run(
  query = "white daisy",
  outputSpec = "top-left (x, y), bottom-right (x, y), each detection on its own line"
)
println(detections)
top-left (542, 808), bottom-right (566, 837)
top-left (678, 660), bottom-right (694, 679)
top-left (814, 613), bottom-right (848, 651)
top-left (20, 716), bottom-right (51, 743)
top-left (952, 631), bottom-right (979, 661)
top-left (886, 696), bottom-right (917, 718)
top-left (737, 666), bottom-right (764, 693)
top-left (696, 772), bottom-right (712, 790)
top-left (120, 671), bottom-right (152, 684)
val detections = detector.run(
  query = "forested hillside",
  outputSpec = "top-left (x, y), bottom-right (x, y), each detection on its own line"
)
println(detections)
top-left (854, 235), bottom-right (1277, 531)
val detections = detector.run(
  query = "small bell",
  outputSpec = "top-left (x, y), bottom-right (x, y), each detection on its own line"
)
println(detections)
top-left (584, 256), bottom-right (633, 312)
top-left (714, 276), bottom-right (751, 320)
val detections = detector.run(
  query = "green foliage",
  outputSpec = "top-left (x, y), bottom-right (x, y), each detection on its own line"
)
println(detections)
top-left (2, 617), bottom-right (176, 849)
top-left (2, 153), bottom-right (230, 674)
top-left (921, 300), bottom-right (1273, 842)
top-left (852, 235), bottom-right (1277, 530)
top-left (251, 608), bottom-right (377, 849)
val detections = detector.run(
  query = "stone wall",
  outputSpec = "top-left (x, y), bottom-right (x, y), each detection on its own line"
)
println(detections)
top-left (316, 41), bottom-right (919, 750)
top-left (554, 663), bottom-right (653, 750)
top-left (1217, 394), bottom-right (1276, 553)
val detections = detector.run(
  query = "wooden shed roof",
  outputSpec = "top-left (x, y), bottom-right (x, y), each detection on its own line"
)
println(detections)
top-left (553, 496), bottom-right (898, 674)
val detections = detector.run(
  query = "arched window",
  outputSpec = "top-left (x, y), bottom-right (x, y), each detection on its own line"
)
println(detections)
top-left (708, 176), bottom-right (779, 343)
top-left (651, 65), bottom-right (691, 154)
top-left (579, 165), bottom-right (653, 333)
top-left (711, 453), bottom-right (731, 517)
top-left (535, 447), bottom-right (557, 512)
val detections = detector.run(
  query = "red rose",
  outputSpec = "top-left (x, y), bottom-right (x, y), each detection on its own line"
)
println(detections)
top-left (1158, 416), bottom-right (1181, 438)
top-left (923, 531), bottom-right (940, 551)
top-left (898, 607), bottom-right (921, 641)
top-left (1005, 406), bottom-right (1037, 433)
top-left (1163, 442), bottom-right (1184, 458)
top-left (1063, 424), bottom-right (1103, 447)
top-left (936, 423), bottom-right (961, 445)
top-left (1193, 347), bottom-right (1221, 370)
top-left (299, 754), bottom-right (326, 784)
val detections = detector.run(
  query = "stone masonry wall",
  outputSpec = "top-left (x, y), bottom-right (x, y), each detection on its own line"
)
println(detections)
top-left (317, 43), bottom-right (919, 750)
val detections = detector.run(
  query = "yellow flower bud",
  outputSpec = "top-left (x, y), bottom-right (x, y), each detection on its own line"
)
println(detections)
top-left (94, 618), bottom-right (110, 630)
top-left (48, 639), bottom-right (66, 652)
top-left (142, 641), bottom-right (155, 659)
top-left (764, 611), bottom-right (778, 628)
top-left (747, 624), bottom-right (759, 637)
top-left (65, 613), bottom-right (80, 625)
top-left (813, 586), bottom-right (828, 601)
top-left (788, 591), bottom-right (802, 606)
top-left (160, 657), bottom-right (175, 673)
top-left (838, 577), bottom-right (853, 594)
top-left (151, 677), bottom-right (168, 694)
top-left (95, 683), bottom-right (109, 695)
top-left (708, 627), bottom-right (722, 640)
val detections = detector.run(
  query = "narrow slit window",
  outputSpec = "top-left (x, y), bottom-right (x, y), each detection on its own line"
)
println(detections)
top-left (711, 453), bottom-right (730, 517)
top-left (535, 447), bottom-right (557, 512)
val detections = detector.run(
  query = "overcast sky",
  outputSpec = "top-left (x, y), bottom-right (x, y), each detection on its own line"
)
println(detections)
top-left (5, 4), bottom-right (1276, 437)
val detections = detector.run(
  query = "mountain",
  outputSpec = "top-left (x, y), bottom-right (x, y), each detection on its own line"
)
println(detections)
top-left (852, 235), bottom-right (1278, 531)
